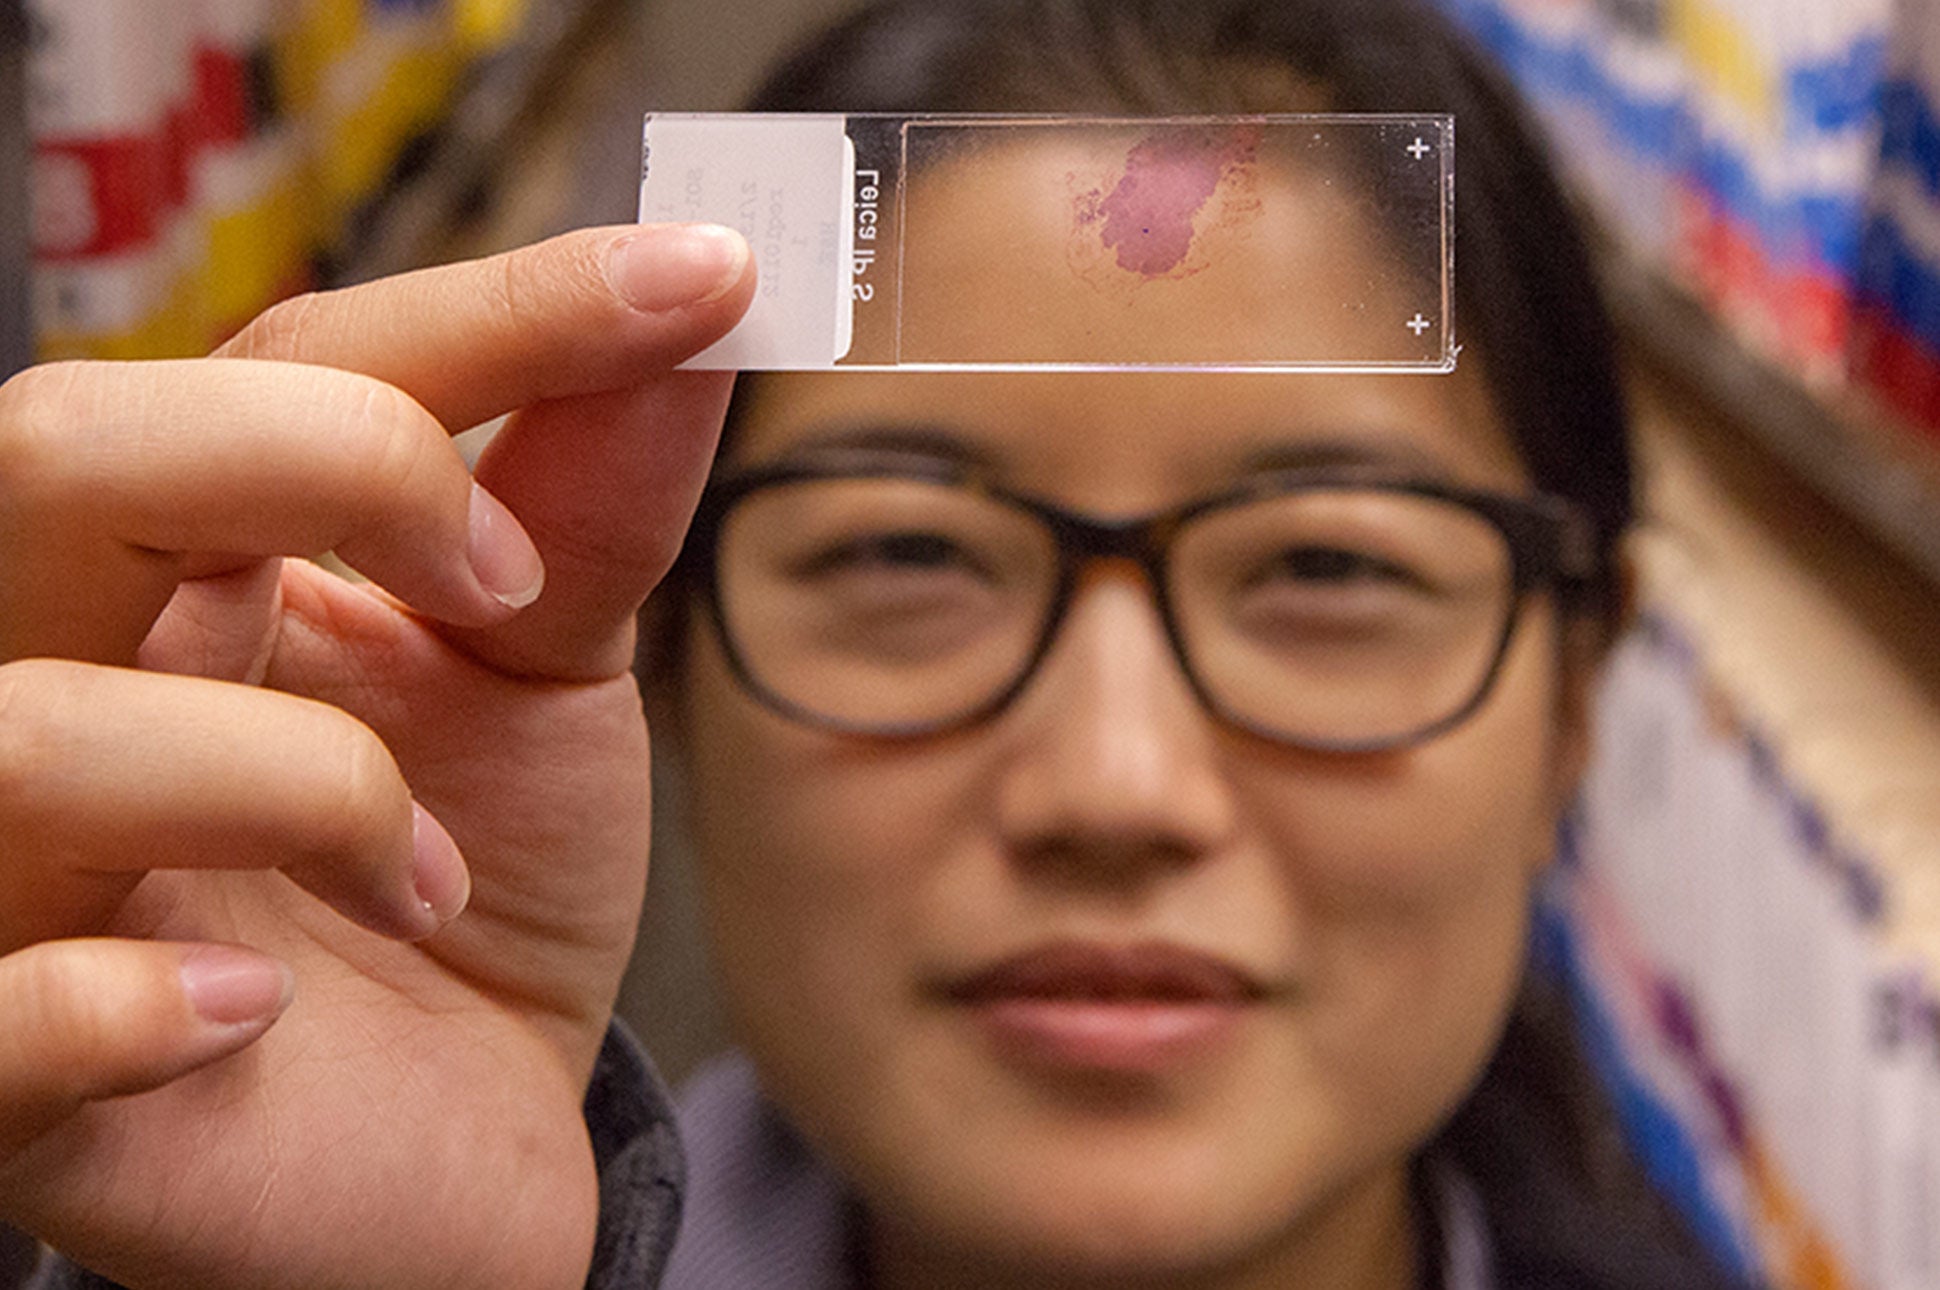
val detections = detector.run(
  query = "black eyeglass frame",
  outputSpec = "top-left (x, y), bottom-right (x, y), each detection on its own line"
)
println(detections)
top-left (686, 452), bottom-right (1603, 754)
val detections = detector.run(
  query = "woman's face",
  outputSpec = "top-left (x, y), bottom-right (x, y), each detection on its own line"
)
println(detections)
top-left (677, 138), bottom-right (1585, 1285)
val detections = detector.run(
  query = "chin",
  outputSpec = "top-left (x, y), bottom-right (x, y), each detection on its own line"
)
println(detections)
top-left (910, 1187), bottom-right (1277, 1289)
top-left (1012, 1203), bottom-right (1249, 1274)
top-left (877, 1120), bottom-right (1291, 1281)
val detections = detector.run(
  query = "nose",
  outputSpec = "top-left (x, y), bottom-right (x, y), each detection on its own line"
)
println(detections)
top-left (993, 564), bottom-right (1239, 884)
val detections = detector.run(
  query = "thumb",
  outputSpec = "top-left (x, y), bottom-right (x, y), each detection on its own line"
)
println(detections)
top-left (0, 941), bottom-right (292, 1159)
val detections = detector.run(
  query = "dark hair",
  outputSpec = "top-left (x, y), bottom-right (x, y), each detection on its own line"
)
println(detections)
top-left (644, 2), bottom-right (1735, 1283)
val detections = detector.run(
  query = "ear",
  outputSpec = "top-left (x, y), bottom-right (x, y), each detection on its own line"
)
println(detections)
top-left (1544, 550), bottom-right (1637, 821)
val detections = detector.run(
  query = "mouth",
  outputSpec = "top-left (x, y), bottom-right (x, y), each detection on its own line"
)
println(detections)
top-left (941, 941), bottom-right (1268, 1076)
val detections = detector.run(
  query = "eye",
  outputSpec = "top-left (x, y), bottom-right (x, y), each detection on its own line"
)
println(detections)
top-left (1261, 545), bottom-right (1419, 589)
top-left (797, 530), bottom-right (987, 578)
top-left (864, 532), bottom-right (969, 569)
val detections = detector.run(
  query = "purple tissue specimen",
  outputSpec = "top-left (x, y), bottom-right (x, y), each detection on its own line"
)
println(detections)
top-left (1092, 126), bottom-right (1261, 277)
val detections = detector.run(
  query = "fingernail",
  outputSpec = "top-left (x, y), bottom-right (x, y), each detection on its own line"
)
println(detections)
top-left (468, 482), bottom-right (545, 610)
top-left (181, 946), bottom-right (295, 1029)
top-left (412, 803), bottom-right (472, 931)
top-left (605, 224), bottom-right (750, 313)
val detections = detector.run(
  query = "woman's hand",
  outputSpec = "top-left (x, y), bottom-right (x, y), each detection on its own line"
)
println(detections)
top-left (0, 223), bottom-right (752, 1290)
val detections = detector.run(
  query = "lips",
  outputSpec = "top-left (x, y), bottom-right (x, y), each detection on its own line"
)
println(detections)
top-left (943, 941), bottom-right (1265, 1076)
top-left (945, 940), bottom-right (1264, 1005)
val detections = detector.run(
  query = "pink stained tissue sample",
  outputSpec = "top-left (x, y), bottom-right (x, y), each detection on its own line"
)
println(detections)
top-left (1073, 125), bottom-right (1264, 280)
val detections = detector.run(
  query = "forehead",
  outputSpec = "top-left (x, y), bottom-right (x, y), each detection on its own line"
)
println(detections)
top-left (730, 133), bottom-right (1526, 506)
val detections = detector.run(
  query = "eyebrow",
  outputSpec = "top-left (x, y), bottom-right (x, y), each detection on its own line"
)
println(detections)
top-left (773, 421), bottom-right (1464, 482)
top-left (774, 423), bottom-right (1000, 471)
top-left (1234, 436), bottom-right (1463, 480)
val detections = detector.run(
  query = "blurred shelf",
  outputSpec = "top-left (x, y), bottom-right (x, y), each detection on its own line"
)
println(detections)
top-left (1, 0), bottom-right (31, 381)
top-left (1604, 253), bottom-right (1940, 592)
top-left (330, 0), bottom-right (622, 284)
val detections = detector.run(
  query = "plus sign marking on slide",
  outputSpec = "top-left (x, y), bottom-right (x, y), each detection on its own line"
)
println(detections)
top-left (1407, 313), bottom-right (1432, 336)
top-left (1407, 137), bottom-right (1432, 160)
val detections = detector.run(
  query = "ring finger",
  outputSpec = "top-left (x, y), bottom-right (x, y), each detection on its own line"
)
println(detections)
top-left (0, 658), bottom-right (469, 954)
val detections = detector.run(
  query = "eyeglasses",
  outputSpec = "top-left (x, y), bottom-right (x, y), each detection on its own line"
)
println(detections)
top-left (686, 452), bottom-right (1600, 753)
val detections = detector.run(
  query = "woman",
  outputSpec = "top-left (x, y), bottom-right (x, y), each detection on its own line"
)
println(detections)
top-left (0, 1), bottom-right (1741, 1288)
top-left (644, 3), bottom-right (1741, 1288)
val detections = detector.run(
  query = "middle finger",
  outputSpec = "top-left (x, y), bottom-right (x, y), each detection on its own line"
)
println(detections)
top-left (0, 358), bottom-right (544, 667)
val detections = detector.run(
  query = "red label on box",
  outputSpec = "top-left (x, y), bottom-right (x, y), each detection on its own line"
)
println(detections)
top-left (163, 104), bottom-right (197, 213)
top-left (32, 134), bottom-right (170, 260)
top-left (195, 46), bottom-right (253, 152)
top-left (1852, 304), bottom-right (1940, 439)
top-left (1777, 271), bottom-right (1850, 369)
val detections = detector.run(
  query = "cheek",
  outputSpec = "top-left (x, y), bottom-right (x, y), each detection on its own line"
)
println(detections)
top-left (1241, 614), bottom-right (1565, 1113)
top-left (682, 635), bottom-right (966, 1077)
top-left (1282, 855), bottom-right (1534, 1141)
top-left (1249, 609), bottom-right (1564, 903)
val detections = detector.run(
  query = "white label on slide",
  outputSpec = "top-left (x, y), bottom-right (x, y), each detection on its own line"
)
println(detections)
top-left (640, 114), bottom-right (853, 369)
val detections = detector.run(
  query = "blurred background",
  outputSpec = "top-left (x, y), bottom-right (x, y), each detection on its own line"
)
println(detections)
top-left (1, 2), bottom-right (1938, 1289)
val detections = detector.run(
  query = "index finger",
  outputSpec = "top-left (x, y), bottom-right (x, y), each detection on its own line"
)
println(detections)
top-left (217, 223), bottom-right (754, 432)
